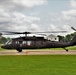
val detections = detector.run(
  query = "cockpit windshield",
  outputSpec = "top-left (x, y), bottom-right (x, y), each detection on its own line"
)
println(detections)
top-left (5, 39), bottom-right (12, 45)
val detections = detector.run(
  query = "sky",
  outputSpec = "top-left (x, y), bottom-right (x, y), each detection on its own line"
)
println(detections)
top-left (0, 0), bottom-right (76, 37)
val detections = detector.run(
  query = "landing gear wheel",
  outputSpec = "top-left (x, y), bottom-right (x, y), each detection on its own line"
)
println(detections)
top-left (16, 48), bottom-right (22, 52)
top-left (63, 48), bottom-right (68, 52)
top-left (66, 50), bottom-right (68, 52)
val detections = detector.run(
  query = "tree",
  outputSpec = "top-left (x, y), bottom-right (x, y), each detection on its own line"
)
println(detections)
top-left (65, 32), bottom-right (76, 42)
top-left (0, 33), bottom-right (10, 44)
top-left (57, 32), bottom-right (76, 42)
top-left (57, 35), bottom-right (65, 42)
top-left (0, 33), bottom-right (2, 39)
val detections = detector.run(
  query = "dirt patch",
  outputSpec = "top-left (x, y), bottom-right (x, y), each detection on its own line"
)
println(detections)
top-left (0, 50), bottom-right (76, 55)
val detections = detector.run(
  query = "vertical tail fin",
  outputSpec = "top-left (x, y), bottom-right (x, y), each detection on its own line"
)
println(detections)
top-left (69, 27), bottom-right (76, 46)
top-left (69, 35), bottom-right (76, 46)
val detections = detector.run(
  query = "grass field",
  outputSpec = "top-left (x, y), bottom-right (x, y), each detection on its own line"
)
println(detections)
top-left (0, 55), bottom-right (76, 75)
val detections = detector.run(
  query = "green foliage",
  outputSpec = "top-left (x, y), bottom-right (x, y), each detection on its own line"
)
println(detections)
top-left (58, 32), bottom-right (76, 42)
top-left (0, 55), bottom-right (76, 75)
top-left (0, 33), bottom-right (2, 37)
top-left (57, 35), bottom-right (65, 42)
top-left (0, 33), bottom-right (10, 44)
top-left (0, 37), bottom-right (7, 44)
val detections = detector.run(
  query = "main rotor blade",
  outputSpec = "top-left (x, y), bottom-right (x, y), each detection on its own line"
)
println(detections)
top-left (2, 33), bottom-right (46, 36)
top-left (1, 31), bottom-right (67, 35)
top-left (1, 31), bottom-right (31, 34)
top-left (2, 34), bottom-right (21, 35)
top-left (31, 31), bottom-right (67, 33)
top-left (34, 34), bottom-right (47, 36)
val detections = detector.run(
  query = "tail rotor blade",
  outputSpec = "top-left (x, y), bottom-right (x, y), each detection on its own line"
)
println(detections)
top-left (71, 27), bottom-right (76, 31)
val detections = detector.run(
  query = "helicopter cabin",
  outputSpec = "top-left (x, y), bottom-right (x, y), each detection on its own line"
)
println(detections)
top-left (3, 36), bottom-right (49, 49)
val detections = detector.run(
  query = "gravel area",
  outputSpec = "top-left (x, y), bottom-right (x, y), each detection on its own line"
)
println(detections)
top-left (0, 50), bottom-right (76, 55)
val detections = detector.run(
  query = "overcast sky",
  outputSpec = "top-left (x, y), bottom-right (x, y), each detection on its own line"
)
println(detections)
top-left (0, 0), bottom-right (76, 37)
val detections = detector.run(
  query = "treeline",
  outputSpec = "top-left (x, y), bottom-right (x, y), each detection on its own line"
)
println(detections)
top-left (0, 33), bottom-right (10, 44)
top-left (58, 32), bottom-right (76, 42)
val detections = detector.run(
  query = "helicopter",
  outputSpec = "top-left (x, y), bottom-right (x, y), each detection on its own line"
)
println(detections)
top-left (1, 27), bottom-right (76, 52)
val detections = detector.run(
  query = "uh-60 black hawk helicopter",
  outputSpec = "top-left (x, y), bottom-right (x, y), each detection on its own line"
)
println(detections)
top-left (1, 27), bottom-right (76, 52)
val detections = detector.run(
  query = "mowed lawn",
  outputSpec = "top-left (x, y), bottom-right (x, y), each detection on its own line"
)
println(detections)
top-left (0, 55), bottom-right (76, 75)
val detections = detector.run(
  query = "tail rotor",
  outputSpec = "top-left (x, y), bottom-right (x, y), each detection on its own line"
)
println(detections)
top-left (71, 27), bottom-right (76, 31)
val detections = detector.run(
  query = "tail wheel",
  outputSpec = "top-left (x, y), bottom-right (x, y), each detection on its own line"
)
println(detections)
top-left (63, 48), bottom-right (68, 52)
top-left (65, 49), bottom-right (68, 52)
top-left (16, 48), bottom-right (22, 52)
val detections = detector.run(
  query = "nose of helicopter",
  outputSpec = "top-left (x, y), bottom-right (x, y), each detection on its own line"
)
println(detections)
top-left (1, 45), bottom-right (6, 49)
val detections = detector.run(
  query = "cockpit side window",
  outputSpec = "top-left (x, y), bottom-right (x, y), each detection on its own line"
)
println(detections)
top-left (27, 41), bottom-right (31, 45)
top-left (22, 41), bottom-right (31, 45)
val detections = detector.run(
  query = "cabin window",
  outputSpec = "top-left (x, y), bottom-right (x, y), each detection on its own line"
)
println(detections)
top-left (15, 41), bottom-right (19, 44)
top-left (27, 41), bottom-right (31, 46)
top-left (22, 41), bottom-right (26, 45)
